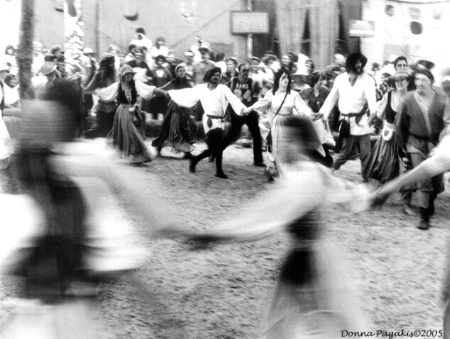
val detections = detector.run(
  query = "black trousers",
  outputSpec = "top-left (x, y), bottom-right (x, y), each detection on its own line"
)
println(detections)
top-left (227, 109), bottom-right (263, 164)
top-left (193, 128), bottom-right (229, 175)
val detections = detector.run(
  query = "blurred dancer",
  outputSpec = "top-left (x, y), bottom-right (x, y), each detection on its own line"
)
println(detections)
top-left (370, 129), bottom-right (450, 337)
top-left (84, 54), bottom-right (118, 138)
top-left (0, 75), bottom-right (13, 169)
top-left (1, 88), bottom-right (173, 337)
top-left (186, 116), bottom-right (372, 338)
top-left (166, 67), bottom-right (247, 178)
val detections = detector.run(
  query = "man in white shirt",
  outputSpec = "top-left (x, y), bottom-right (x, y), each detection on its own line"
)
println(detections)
top-left (167, 67), bottom-right (247, 178)
top-left (314, 52), bottom-right (377, 182)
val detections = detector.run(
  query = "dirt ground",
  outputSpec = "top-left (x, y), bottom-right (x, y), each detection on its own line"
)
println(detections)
top-left (1, 137), bottom-right (450, 338)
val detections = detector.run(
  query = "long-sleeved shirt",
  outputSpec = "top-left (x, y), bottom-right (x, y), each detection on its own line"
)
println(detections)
top-left (320, 72), bottom-right (377, 136)
top-left (168, 83), bottom-right (246, 134)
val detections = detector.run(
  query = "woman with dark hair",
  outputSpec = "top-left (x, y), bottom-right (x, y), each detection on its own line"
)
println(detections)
top-left (127, 46), bottom-right (156, 117)
top-left (84, 54), bottom-right (119, 138)
top-left (152, 64), bottom-right (197, 157)
top-left (364, 71), bottom-right (413, 184)
top-left (183, 115), bottom-right (371, 337)
top-left (248, 70), bottom-right (321, 178)
top-left (300, 71), bottom-right (334, 167)
top-left (393, 56), bottom-right (408, 72)
top-left (108, 65), bottom-right (155, 164)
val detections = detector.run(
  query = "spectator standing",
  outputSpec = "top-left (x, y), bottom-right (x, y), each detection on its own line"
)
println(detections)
top-left (180, 51), bottom-right (195, 83)
top-left (151, 37), bottom-right (169, 60)
top-left (130, 27), bottom-right (152, 63)
top-left (192, 45), bottom-right (215, 85)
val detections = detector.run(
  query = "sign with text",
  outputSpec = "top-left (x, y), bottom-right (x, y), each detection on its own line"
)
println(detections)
top-left (349, 20), bottom-right (375, 37)
top-left (230, 11), bottom-right (269, 35)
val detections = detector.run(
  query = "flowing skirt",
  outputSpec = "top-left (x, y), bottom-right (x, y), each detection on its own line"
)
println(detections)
top-left (362, 134), bottom-right (401, 184)
top-left (151, 100), bottom-right (197, 154)
top-left (108, 104), bottom-right (153, 163)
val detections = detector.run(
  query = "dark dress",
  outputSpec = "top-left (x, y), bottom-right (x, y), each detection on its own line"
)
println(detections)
top-left (151, 77), bottom-right (197, 153)
top-left (108, 82), bottom-right (153, 163)
top-left (362, 91), bottom-right (401, 183)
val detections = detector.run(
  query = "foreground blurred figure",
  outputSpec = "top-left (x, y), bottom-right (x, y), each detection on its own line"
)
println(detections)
top-left (0, 76), bottom-right (172, 337)
top-left (0, 75), bottom-right (13, 169)
top-left (186, 116), bottom-right (372, 338)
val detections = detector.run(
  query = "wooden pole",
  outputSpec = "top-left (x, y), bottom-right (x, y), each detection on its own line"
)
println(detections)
top-left (17, 0), bottom-right (35, 99)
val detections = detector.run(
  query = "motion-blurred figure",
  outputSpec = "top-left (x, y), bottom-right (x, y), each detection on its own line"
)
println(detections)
top-left (0, 75), bottom-right (13, 169)
top-left (0, 75), bottom-right (172, 338)
top-left (186, 116), bottom-right (372, 338)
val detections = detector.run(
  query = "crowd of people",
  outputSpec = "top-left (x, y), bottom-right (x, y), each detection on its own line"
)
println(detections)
top-left (0, 27), bottom-right (449, 224)
top-left (1, 26), bottom-right (450, 337)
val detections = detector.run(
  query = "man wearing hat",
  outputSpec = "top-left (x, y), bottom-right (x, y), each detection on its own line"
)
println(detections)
top-left (315, 52), bottom-right (377, 183)
top-left (180, 51), bottom-right (195, 82)
top-left (249, 56), bottom-right (269, 88)
top-left (192, 44), bottom-right (215, 85)
top-left (396, 68), bottom-right (450, 230)
top-left (166, 67), bottom-right (248, 178)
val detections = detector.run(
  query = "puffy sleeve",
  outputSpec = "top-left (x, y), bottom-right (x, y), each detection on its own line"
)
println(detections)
top-left (134, 73), bottom-right (156, 100)
top-left (252, 91), bottom-right (273, 114)
top-left (293, 92), bottom-right (313, 117)
top-left (96, 82), bottom-right (119, 103)
top-left (168, 86), bottom-right (201, 108)
top-left (319, 77), bottom-right (340, 119)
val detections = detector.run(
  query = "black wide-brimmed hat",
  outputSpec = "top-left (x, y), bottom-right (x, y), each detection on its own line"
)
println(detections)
top-left (203, 66), bottom-right (222, 82)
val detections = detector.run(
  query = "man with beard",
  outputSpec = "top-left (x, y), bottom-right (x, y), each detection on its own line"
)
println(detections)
top-left (166, 67), bottom-right (248, 178)
top-left (395, 68), bottom-right (450, 230)
top-left (314, 52), bottom-right (377, 183)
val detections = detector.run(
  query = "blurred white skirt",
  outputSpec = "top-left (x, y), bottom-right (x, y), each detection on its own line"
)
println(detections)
top-left (0, 177), bottom-right (148, 278)
top-left (0, 116), bottom-right (13, 161)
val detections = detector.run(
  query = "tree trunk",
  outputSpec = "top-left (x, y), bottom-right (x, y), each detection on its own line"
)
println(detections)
top-left (17, 0), bottom-right (35, 99)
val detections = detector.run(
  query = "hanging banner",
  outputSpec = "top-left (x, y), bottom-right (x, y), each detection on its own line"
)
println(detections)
top-left (64, 0), bottom-right (84, 78)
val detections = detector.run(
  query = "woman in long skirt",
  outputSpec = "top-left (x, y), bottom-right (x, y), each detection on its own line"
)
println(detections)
top-left (248, 70), bottom-right (327, 178)
top-left (108, 65), bottom-right (155, 164)
top-left (363, 71), bottom-right (412, 184)
top-left (152, 64), bottom-right (197, 157)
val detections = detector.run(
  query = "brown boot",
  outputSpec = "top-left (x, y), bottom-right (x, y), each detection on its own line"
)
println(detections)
top-left (417, 207), bottom-right (430, 230)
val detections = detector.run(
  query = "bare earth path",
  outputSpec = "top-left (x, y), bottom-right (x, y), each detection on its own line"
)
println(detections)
top-left (1, 140), bottom-right (449, 338)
